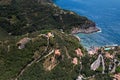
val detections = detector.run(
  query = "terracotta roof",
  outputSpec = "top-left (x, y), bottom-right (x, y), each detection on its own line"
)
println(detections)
top-left (95, 47), bottom-right (99, 52)
top-left (88, 50), bottom-right (95, 55)
top-left (47, 32), bottom-right (54, 38)
top-left (114, 73), bottom-right (120, 80)
top-left (17, 38), bottom-right (30, 45)
top-left (54, 49), bottom-right (61, 56)
top-left (88, 47), bottom-right (99, 55)
top-left (72, 57), bottom-right (78, 65)
top-left (75, 48), bottom-right (83, 57)
top-left (105, 52), bottom-right (113, 59)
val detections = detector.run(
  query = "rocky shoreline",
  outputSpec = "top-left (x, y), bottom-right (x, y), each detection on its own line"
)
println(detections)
top-left (71, 27), bottom-right (100, 34)
top-left (51, 0), bottom-right (100, 34)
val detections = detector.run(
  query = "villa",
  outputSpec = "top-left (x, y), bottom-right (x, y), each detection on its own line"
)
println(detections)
top-left (114, 73), bottom-right (120, 80)
top-left (75, 48), bottom-right (83, 57)
top-left (88, 47), bottom-right (99, 55)
top-left (105, 52), bottom-right (113, 59)
top-left (47, 32), bottom-right (54, 38)
top-left (17, 37), bottom-right (31, 49)
top-left (54, 49), bottom-right (61, 56)
top-left (72, 57), bottom-right (78, 65)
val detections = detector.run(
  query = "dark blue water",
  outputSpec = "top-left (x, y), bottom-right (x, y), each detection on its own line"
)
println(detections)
top-left (54, 0), bottom-right (120, 48)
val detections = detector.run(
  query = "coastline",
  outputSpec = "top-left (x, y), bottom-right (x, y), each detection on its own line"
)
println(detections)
top-left (71, 27), bottom-right (100, 34)
top-left (52, 1), bottom-right (100, 34)
top-left (52, 0), bottom-right (105, 50)
top-left (73, 35), bottom-right (81, 42)
top-left (53, 0), bottom-right (120, 49)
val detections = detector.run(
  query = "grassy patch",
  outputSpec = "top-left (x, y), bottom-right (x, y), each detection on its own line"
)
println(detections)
top-left (0, 27), bottom-right (9, 40)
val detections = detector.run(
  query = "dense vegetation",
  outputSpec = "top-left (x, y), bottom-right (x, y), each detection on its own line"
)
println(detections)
top-left (1, 30), bottom-right (119, 80)
top-left (0, 30), bottom-right (86, 80)
top-left (0, 0), bottom-right (95, 35)
top-left (0, 0), bottom-right (120, 80)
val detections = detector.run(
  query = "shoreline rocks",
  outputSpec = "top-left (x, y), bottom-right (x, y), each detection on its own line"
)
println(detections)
top-left (71, 20), bottom-right (100, 34)
top-left (71, 27), bottom-right (100, 34)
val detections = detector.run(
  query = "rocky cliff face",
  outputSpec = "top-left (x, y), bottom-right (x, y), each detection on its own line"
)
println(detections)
top-left (71, 21), bottom-right (100, 34)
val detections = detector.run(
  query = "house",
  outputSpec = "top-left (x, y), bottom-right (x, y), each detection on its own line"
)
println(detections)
top-left (88, 50), bottom-right (95, 55)
top-left (72, 57), bottom-right (78, 65)
top-left (54, 49), bottom-right (61, 56)
top-left (75, 48), bottom-right (83, 57)
top-left (105, 52), bottom-right (113, 59)
top-left (17, 37), bottom-right (31, 49)
top-left (88, 47), bottom-right (99, 55)
top-left (113, 73), bottom-right (120, 80)
top-left (47, 32), bottom-right (54, 38)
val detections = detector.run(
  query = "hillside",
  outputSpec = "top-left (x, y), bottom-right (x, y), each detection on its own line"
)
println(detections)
top-left (0, 30), bottom-right (87, 80)
top-left (0, 0), bottom-right (120, 80)
top-left (0, 0), bottom-right (98, 36)
top-left (1, 30), bottom-right (120, 80)
top-left (0, 27), bottom-right (10, 40)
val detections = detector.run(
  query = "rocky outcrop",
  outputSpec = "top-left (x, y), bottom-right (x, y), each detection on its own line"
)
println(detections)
top-left (71, 27), bottom-right (100, 34)
top-left (71, 21), bottom-right (100, 34)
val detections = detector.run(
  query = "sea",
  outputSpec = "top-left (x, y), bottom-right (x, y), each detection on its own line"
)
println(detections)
top-left (54, 0), bottom-right (120, 49)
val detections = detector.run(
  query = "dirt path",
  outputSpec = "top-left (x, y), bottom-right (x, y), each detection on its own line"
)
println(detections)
top-left (64, 46), bottom-right (71, 59)
top-left (13, 38), bottom-right (50, 80)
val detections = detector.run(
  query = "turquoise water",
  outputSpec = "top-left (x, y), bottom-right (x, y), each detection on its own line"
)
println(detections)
top-left (54, 0), bottom-right (120, 48)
